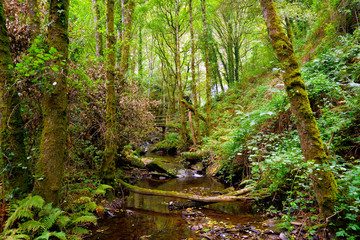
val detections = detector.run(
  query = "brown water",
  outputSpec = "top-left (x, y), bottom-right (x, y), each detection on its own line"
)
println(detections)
top-left (90, 155), bottom-right (265, 240)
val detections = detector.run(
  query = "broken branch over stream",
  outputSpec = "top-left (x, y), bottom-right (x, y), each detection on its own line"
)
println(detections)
top-left (119, 180), bottom-right (256, 203)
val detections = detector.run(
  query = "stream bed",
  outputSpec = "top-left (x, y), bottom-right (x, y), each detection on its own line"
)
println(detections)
top-left (89, 154), bottom-right (271, 240)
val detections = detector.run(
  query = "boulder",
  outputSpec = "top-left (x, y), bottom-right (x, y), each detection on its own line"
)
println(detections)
top-left (146, 159), bottom-right (183, 177)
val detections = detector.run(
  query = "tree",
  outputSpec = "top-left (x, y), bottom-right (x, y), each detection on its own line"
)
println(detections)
top-left (259, 0), bottom-right (338, 218)
top-left (101, 0), bottom-right (116, 181)
top-left (92, 0), bottom-right (104, 57)
top-left (201, 0), bottom-right (211, 136)
top-left (28, 0), bottom-right (41, 41)
top-left (0, 0), bottom-right (31, 195)
top-left (34, 0), bottom-right (69, 204)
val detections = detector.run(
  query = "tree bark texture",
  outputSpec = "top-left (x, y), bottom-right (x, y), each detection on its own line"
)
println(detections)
top-left (117, 0), bottom-right (134, 150)
top-left (175, 0), bottom-right (187, 148)
top-left (28, 0), bottom-right (41, 41)
top-left (102, 0), bottom-right (117, 181)
top-left (92, 0), bottom-right (104, 57)
top-left (0, 1), bottom-right (30, 195)
top-left (34, 0), bottom-right (69, 205)
top-left (259, 0), bottom-right (338, 218)
top-left (189, 0), bottom-right (200, 143)
top-left (201, 0), bottom-right (211, 137)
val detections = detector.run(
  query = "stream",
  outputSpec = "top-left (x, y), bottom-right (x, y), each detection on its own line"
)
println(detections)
top-left (89, 154), bottom-right (270, 240)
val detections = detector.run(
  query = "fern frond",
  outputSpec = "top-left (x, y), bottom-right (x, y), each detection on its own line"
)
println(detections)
top-left (40, 207), bottom-right (64, 230)
top-left (71, 226), bottom-right (90, 235)
top-left (5, 209), bottom-right (34, 230)
top-left (67, 234), bottom-right (82, 240)
top-left (71, 215), bottom-right (97, 225)
top-left (2, 229), bottom-right (31, 240)
top-left (19, 220), bottom-right (44, 233)
top-left (56, 215), bottom-right (71, 229)
top-left (84, 201), bottom-right (97, 212)
top-left (92, 184), bottom-right (113, 197)
top-left (21, 195), bottom-right (44, 210)
top-left (34, 231), bottom-right (51, 240)
top-left (50, 231), bottom-right (66, 240)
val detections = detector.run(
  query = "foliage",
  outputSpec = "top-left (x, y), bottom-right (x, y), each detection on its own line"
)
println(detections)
top-left (0, 195), bottom-right (99, 240)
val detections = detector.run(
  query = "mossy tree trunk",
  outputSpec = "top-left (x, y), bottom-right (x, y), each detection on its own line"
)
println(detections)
top-left (102, 0), bottom-right (116, 181)
top-left (259, 0), bottom-right (338, 218)
top-left (201, 0), bottom-right (212, 137)
top-left (34, 0), bottom-right (69, 205)
top-left (28, 0), bottom-right (41, 41)
top-left (0, 1), bottom-right (31, 195)
top-left (92, 0), bottom-right (104, 57)
top-left (118, 0), bottom-right (134, 150)
top-left (175, 0), bottom-right (187, 148)
top-left (189, 0), bottom-right (200, 144)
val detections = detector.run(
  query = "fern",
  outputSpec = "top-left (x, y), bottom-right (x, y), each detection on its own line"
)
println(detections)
top-left (19, 220), bottom-right (44, 233)
top-left (84, 201), bottom-right (97, 212)
top-left (71, 215), bottom-right (97, 225)
top-left (71, 226), bottom-right (90, 235)
top-left (56, 215), bottom-right (71, 229)
top-left (39, 204), bottom-right (64, 230)
top-left (34, 231), bottom-right (66, 240)
top-left (92, 184), bottom-right (113, 197)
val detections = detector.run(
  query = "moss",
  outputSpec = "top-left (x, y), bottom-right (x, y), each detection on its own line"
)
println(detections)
top-left (34, 0), bottom-right (69, 205)
top-left (260, 0), bottom-right (338, 218)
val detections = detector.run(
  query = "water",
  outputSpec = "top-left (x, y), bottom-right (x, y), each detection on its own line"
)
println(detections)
top-left (90, 155), bottom-right (265, 240)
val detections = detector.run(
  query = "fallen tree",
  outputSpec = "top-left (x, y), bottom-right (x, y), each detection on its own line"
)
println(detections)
top-left (119, 180), bottom-right (255, 203)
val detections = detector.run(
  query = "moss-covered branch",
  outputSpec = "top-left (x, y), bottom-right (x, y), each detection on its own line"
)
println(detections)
top-left (119, 180), bottom-right (254, 203)
top-left (181, 100), bottom-right (206, 122)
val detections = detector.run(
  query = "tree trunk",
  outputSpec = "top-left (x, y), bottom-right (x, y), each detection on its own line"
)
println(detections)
top-left (34, 0), bottom-right (69, 205)
top-left (28, 0), bottom-right (41, 41)
top-left (259, 0), bottom-right (338, 218)
top-left (102, 0), bottom-right (117, 181)
top-left (189, 0), bottom-right (200, 143)
top-left (285, 17), bottom-right (294, 43)
top-left (92, 0), bottom-right (104, 57)
top-left (175, 0), bottom-right (187, 148)
top-left (117, 0), bottom-right (134, 150)
top-left (138, 26), bottom-right (143, 80)
top-left (201, 0), bottom-right (211, 137)
top-left (120, 180), bottom-right (254, 203)
top-left (0, 1), bottom-right (31, 195)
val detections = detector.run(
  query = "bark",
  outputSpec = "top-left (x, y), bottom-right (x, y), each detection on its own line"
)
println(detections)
top-left (181, 100), bottom-right (206, 122)
top-left (92, 0), bottom-right (104, 57)
top-left (34, 0), bottom-right (69, 204)
top-left (201, 0), bottom-right (212, 137)
top-left (259, 0), bottom-right (338, 218)
top-left (189, 112), bottom-right (196, 146)
top-left (118, 0), bottom-right (135, 149)
top-left (28, 0), bottom-right (41, 41)
top-left (120, 180), bottom-right (254, 203)
top-left (189, 0), bottom-right (200, 142)
top-left (285, 17), bottom-right (293, 44)
top-left (138, 26), bottom-right (143, 80)
top-left (175, 0), bottom-right (187, 148)
top-left (102, 0), bottom-right (117, 181)
top-left (0, 1), bottom-right (30, 195)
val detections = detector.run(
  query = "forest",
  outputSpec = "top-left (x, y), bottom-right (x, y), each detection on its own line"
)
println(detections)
top-left (1, 0), bottom-right (360, 239)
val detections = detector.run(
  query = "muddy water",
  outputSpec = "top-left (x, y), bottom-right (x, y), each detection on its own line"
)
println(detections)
top-left (90, 155), bottom-right (265, 240)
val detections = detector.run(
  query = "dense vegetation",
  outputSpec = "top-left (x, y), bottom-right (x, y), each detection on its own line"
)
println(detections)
top-left (1, 0), bottom-right (360, 239)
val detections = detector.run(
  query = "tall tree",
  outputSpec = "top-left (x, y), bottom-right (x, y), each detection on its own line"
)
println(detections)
top-left (201, 0), bottom-right (211, 136)
top-left (28, 0), bottom-right (41, 41)
top-left (174, 0), bottom-right (187, 148)
top-left (0, 0), bottom-right (31, 195)
top-left (34, 0), bottom-right (69, 204)
top-left (189, 0), bottom-right (200, 143)
top-left (259, 0), bottom-right (338, 218)
top-left (92, 0), bottom-right (104, 57)
top-left (101, 0), bottom-right (116, 181)
top-left (118, 0), bottom-right (135, 148)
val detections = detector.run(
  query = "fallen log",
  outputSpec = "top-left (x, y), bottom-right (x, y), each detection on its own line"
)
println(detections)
top-left (119, 180), bottom-right (254, 203)
top-left (181, 100), bottom-right (206, 122)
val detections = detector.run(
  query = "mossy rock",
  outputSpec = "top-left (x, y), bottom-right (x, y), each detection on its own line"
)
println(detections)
top-left (121, 145), bottom-right (146, 168)
top-left (146, 159), bottom-right (183, 177)
top-left (181, 151), bottom-right (206, 161)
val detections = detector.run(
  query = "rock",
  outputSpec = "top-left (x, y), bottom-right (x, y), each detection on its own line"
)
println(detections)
top-left (146, 159), bottom-right (183, 177)
top-left (279, 232), bottom-right (288, 240)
